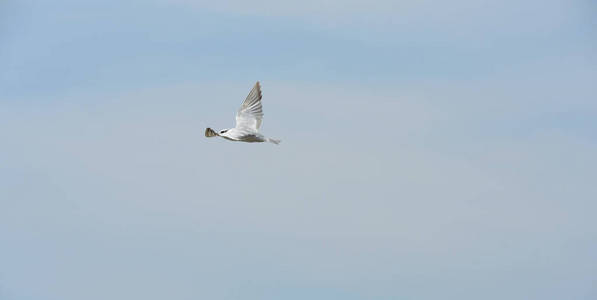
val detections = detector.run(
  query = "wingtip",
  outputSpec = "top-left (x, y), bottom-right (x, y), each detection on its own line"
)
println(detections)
top-left (254, 81), bottom-right (262, 98)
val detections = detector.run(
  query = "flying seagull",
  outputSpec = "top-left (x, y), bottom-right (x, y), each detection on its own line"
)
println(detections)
top-left (205, 81), bottom-right (281, 144)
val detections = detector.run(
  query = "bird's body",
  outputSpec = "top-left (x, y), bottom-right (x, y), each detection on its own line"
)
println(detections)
top-left (205, 82), bottom-right (280, 144)
top-left (213, 128), bottom-right (268, 143)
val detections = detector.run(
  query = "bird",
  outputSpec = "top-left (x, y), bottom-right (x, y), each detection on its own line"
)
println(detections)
top-left (205, 81), bottom-right (281, 144)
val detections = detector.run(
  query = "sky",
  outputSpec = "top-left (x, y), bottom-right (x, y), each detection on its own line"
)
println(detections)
top-left (1, 0), bottom-right (596, 299)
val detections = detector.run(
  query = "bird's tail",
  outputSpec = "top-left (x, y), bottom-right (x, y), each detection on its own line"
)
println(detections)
top-left (205, 127), bottom-right (218, 138)
top-left (267, 138), bottom-right (281, 145)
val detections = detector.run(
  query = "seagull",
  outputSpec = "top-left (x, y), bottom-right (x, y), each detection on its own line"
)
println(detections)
top-left (205, 81), bottom-right (281, 144)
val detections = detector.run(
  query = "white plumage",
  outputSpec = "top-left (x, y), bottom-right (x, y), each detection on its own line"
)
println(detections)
top-left (205, 82), bottom-right (280, 144)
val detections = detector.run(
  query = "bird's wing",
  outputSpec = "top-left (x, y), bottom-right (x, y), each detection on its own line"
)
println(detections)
top-left (235, 81), bottom-right (263, 131)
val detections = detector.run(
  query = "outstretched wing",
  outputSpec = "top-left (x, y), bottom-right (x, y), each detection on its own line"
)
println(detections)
top-left (235, 81), bottom-right (263, 131)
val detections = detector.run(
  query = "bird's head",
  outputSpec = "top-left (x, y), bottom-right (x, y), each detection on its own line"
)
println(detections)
top-left (219, 129), bottom-right (229, 135)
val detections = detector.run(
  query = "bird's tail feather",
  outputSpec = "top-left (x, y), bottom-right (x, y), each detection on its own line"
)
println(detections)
top-left (267, 138), bottom-right (281, 145)
top-left (205, 127), bottom-right (218, 138)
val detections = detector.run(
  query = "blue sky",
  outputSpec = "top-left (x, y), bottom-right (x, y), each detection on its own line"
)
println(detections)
top-left (1, 1), bottom-right (596, 299)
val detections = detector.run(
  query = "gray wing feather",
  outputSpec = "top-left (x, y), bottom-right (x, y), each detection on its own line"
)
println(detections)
top-left (235, 82), bottom-right (263, 131)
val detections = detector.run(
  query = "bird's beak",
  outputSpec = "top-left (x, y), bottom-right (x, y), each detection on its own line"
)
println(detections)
top-left (205, 127), bottom-right (218, 137)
